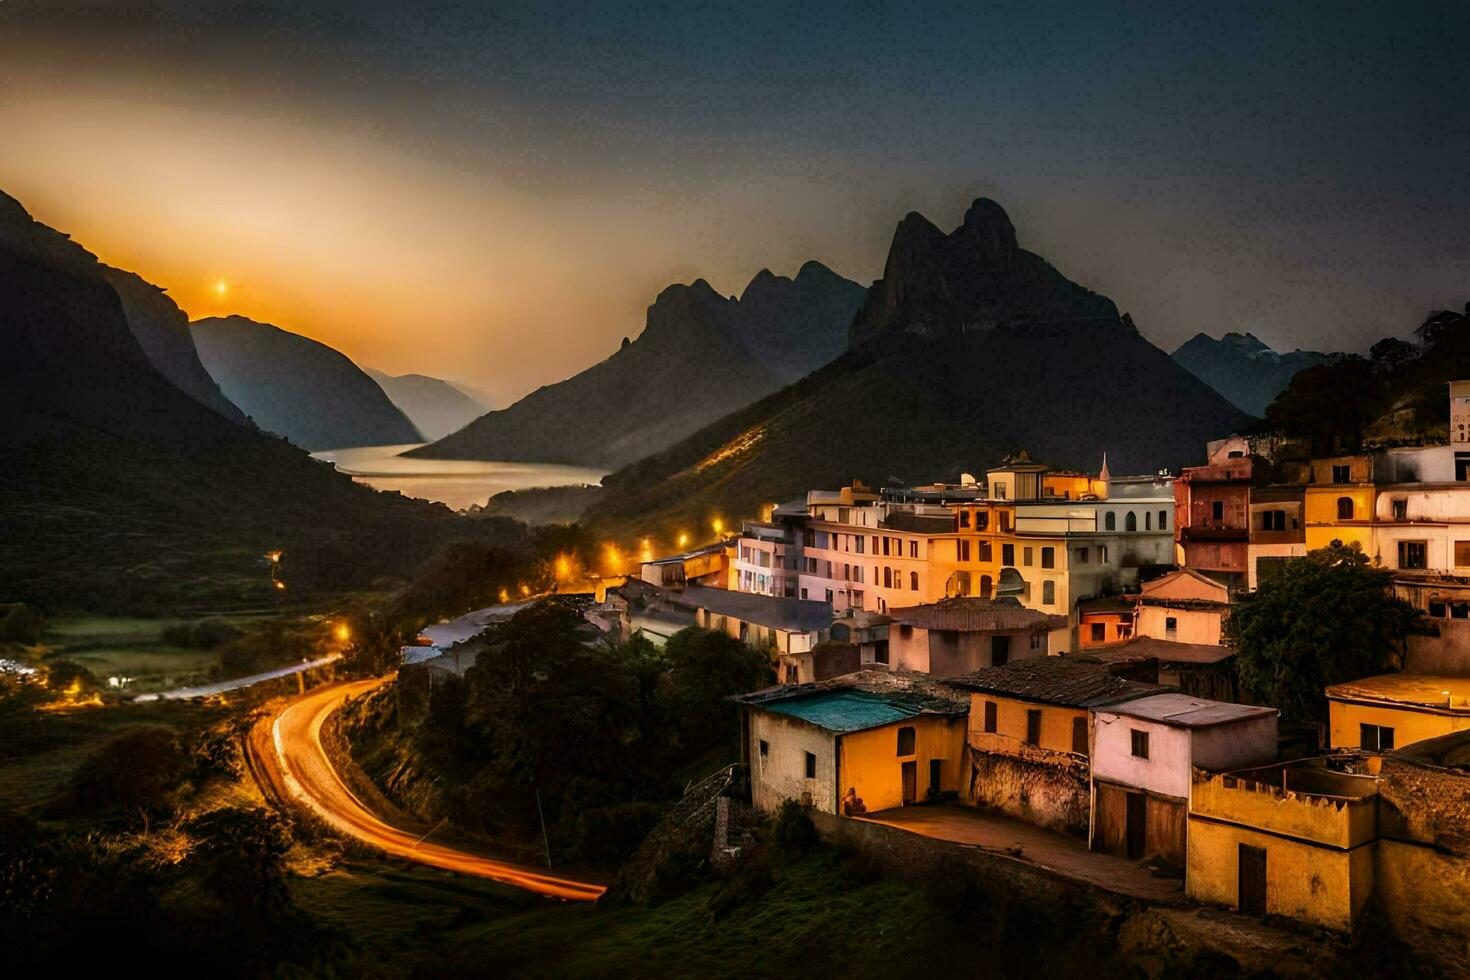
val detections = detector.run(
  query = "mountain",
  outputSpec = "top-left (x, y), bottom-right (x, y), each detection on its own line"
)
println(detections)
top-left (0, 189), bottom-right (511, 611)
top-left (588, 199), bottom-right (1252, 540)
top-left (1171, 332), bottom-right (1334, 416)
top-left (367, 369), bottom-right (489, 441)
top-left (190, 316), bottom-right (422, 451)
top-left (100, 267), bottom-right (250, 425)
top-left (407, 262), bottom-right (865, 469)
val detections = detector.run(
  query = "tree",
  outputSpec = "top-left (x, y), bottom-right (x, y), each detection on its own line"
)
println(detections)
top-left (67, 725), bottom-right (189, 815)
top-left (1226, 541), bottom-right (1417, 723)
top-left (1262, 356), bottom-right (1384, 454)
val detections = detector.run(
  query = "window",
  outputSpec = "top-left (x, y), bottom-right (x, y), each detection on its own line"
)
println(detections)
top-left (825, 588), bottom-right (834, 603)
top-left (1456, 541), bottom-right (1470, 566)
top-left (1360, 724), bottom-right (1395, 752)
top-left (1030, 633), bottom-right (1043, 650)
top-left (1091, 622), bottom-right (1106, 642)
top-left (1165, 616), bottom-right (1178, 639)
top-left (960, 511), bottom-right (970, 528)
top-left (979, 575), bottom-right (993, 598)
top-left (910, 571), bottom-right (919, 591)
top-left (1025, 709), bottom-right (1042, 745)
top-left (1145, 511), bottom-right (1152, 530)
top-left (1099, 545), bottom-right (1109, 563)
top-left (1158, 510), bottom-right (1168, 530)
top-left (1074, 547), bottom-right (1089, 564)
top-left (897, 726), bottom-right (916, 756)
top-left (958, 540), bottom-right (971, 562)
top-left (991, 635), bottom-right (1010, 666)
top-left (759, 739), bottom-right (769, 758)
top-left (801, 588), bottom-right (808, 599)
top-left (1392, 498), bottom-right (1408, 521)
top-left (1398, 541), bottom-right (1427, 570)
top-left (983, 700), bottom-right (998, 733)
top-left (1002, 544), bottom-right (1015, 566)
top-left (804, 751), bottom-right (817, 778)
top-left (978, 542), bottom-right (993, 562)
top-left (1337, 497), bottom-right (1355, 520)
top-left (1105, 512), bottom-right (1116, 531)
top-left (1332, 464), bottom-right (1350, 484)
top-left (1000, 513), bottom-right (1012, 532)
top-left (1130, 729), bottom-right (1150, 759)
top-left (1023, 546), bottom-right (1033, 567)
top-left (1042, 580), bottom-right (1055, 605)
top-left (1262, 509), bottom-right (1286, 532)
top-left (1211, 501), bottom-right (1224, 522)
top-left (1429, 600), bottom-right (1448, 618)
top-left (1458, 453), bottom-right (1470, 482)
top-left (1041, 547), bottom-right (1055, 569)
top-left (882, 537), bottom-right (890, 556)
top-left (855, 536), bottom-right (865, 554)
top-left (1072, 717), bottom-right (1089, 756)
top-left (977, 511), bottom-right (989, 531)
top-left (909, 540), bottom-right (918, 558)
top-left (883, 567), bottom-right (892, 588)
top-left (1125, 512), bottom-right (1137, 532)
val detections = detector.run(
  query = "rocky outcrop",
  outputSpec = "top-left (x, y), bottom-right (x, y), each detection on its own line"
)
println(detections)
top-left (191, 316), bottom-right (422, 451)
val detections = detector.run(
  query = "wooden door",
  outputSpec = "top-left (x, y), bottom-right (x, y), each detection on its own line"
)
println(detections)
top-left (1126, 792), bottom-right (1147, 859)
top-left (1238, 844), bottom-right (1267, 916)
top-left (901, 761), bottom-right (917, 804)
top-left (929, 759), bottom-right (942, 798)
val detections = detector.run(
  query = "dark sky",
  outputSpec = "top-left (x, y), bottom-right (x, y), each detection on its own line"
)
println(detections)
top-left (1, 1), bottom-right (1466, 400)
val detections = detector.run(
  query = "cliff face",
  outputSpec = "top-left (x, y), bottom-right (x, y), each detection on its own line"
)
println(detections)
top-left (848, 198), bottom-right (1117, 348)
top-left (191, 316), bottom-right (422, 451)
top-left (589, 199), bottom-right (1250, 539)
top-left (409, 262), bottom-right (864, 468)
top-left (1171, 332), bottom-right (1334, 417)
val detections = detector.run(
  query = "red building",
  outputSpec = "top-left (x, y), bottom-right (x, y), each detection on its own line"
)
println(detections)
top-left (1174, 455), bottom-right (1252, 592)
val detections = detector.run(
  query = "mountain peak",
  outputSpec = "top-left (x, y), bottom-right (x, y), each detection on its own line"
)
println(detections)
top-left (958, 197), bottom-right (1018, 255)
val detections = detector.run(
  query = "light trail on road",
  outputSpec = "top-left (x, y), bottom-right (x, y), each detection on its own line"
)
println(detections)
top-left (258, 678), bottom-right (606, 902)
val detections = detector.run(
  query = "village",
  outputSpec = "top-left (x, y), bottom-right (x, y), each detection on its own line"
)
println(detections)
top-left (396, 384), bottom-right (1470, 964)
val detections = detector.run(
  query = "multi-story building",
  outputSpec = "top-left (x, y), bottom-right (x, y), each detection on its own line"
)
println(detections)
top-left (1174, 450), bottom-right (1252, 592)
top-left (1246, 485), bottom-right (1306, 589)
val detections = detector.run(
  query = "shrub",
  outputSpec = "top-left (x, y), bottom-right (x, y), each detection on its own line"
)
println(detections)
top-left (771, 800), bottom-right (818, 855)
top-left (67, 726), bottom-right (188, 814)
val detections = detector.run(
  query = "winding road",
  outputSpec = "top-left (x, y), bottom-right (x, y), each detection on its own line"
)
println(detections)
top-left (250, 677), bottom-right (605, 902)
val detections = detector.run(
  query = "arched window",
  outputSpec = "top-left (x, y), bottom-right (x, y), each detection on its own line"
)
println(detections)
top-left (1125, 512), bottom-right (1137, 532)
top-left (910, 571), bottom-right (919, 591)
top-left (1337, 497), bottom-right (1354, 520)
top-left (1105, 512), bottom-right (1116, 531)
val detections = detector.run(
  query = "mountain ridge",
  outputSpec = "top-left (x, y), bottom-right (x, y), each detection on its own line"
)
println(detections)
top-left (1171, 331), bottom-right (1336, 416)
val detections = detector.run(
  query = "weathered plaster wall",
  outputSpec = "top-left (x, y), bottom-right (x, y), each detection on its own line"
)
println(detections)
top-left (839, 716), bottom-right (965, 813)
top-left (966, 744), bottom-right (1090, 836)
top-left (749, 711), bottom-right (837, 814)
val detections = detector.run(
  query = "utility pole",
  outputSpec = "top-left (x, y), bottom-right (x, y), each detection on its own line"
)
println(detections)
top-left (535, 787), bottom-right (552, 869)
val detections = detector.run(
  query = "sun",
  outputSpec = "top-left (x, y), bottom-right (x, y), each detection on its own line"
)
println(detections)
top-left (212, 278), bottom-right (229, 299)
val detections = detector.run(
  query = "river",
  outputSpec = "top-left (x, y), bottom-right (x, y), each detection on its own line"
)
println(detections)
top-left (311, 444), bottom-right (606, 511)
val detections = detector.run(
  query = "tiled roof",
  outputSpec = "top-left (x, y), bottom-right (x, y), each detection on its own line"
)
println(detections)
top-left (948, 656), bottom-right (1165, 707)
top-left (1088, 637), bottom-right (1234, 666)
top-left (887, 597), bottom-right (1068, 633)
top-left (674, 584), bottom-right (833, 633)
top-left (1077, 594), bottom-right (1137, 615)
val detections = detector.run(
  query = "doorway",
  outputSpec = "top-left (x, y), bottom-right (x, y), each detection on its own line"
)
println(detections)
top-left (901, 761), bottom-right (917, 804)
top-left (928, 759), bottom-right (942, 799)
top-left (1125, 792), bottom-right (1147, 859)
top-left (1238, 844), bottom-right (1267, 916)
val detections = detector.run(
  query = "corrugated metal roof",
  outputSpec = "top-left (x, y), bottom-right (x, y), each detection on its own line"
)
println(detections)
top-left (1105, 692), bottom-right (1274, 727)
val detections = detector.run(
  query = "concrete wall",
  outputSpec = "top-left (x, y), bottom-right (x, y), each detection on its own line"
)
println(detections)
top-left (966, 743), bottom-right (1091, 836)
top-left (748, 711), bottom-right (838, 814)
top-left (838, 716), bottom-right (966, 813)
top-left (1091, 712), bottom-right (1194, 800)
top-left (1190, 716), bottom-right (1279, 771)
top-left (1327, 699), bottom-right (1470, 751)
top-left (1135, 605), bottom-right (1223, 645)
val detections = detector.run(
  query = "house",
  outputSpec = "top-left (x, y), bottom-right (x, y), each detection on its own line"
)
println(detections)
top-left (1090, 693), bottom-right (1277, 866)
top-left (639, 540), bottom-right (733, 590)
top-left (1325, 673), bottom-right (1470, 751)
top-left (735, 671), bottom-right (968, 815)
top-left (1133, 568), bottom-right (1230, 646)
top-left (671, 584), bottom-right (833, 655)
top-left (884, 597), bottom-right (1066, 675)
top-left (1077, 594), bottom-right (1135, 648)
top-left (777, 640), bottom-right (861, 685)
top-left (830, 610), bottom-right (893, 668)
top-left (947, 658), bottom-right (1163, 836)
top-left (1247, 485), bottom-right (1306, 589)
top-left (606, 578), bottom-right (698, 645)
top-left (1174, 455), bottom-right (1252, 592)
top-left (1087, 636), bottom-right (1238, 702)
top-left (1187, 756), bottom-right (1380, 931)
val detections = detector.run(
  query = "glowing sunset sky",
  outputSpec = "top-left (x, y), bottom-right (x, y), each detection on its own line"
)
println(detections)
top-left (1, 2), bottom-right (1466, 403)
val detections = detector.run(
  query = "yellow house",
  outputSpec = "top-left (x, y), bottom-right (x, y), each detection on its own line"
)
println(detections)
top-left (949, 657), bottom-right (1163, 836)
top-left (736, 670), bottom-right (968, 815)
top-left (1325, 674), bottom-right (1470, 751)
top-left (1187, 758), bottom-right (1380, 931)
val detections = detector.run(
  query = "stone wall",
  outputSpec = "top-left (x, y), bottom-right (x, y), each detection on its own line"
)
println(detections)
top-left (964, 745), bottom-right (1089, 836)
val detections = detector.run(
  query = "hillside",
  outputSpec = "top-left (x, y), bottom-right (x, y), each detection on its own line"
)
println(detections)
top-left (590, 199), bottom-right (1250, 540)
top-left (367, 369), bottom-right (489, 441)
top-left (191, 316), bottom-right (422, 451)
top-left (100, 267), bottom-right (250, 425)
top-left (1172, 331), bottom-right (1333, 416)
top-left (0, 188), bottom-right (512, 611)
top-left (408, 262), bottom-right (864, 469)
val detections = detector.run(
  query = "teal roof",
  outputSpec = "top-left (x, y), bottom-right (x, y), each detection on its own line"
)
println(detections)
top-left (763, 691), bottom-right (927, 733)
